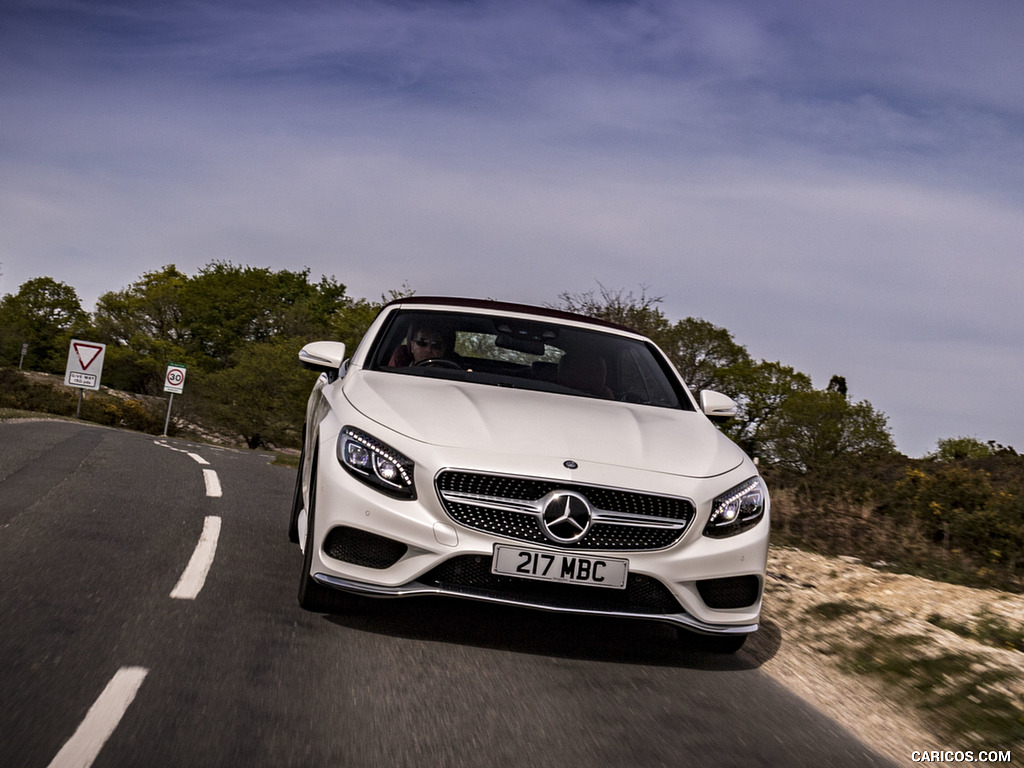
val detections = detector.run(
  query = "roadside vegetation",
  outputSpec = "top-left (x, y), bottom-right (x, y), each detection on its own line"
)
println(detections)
top-left (765, 548), bottom-right (1024, 764)
top-left (2, 267), bottom-right (1022, 594)
top-left (824, 604), bottom-right (1022, 754)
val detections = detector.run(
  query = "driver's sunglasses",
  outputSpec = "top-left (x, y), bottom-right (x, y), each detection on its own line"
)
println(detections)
top-left (412, 338), bottom-right (444, 350)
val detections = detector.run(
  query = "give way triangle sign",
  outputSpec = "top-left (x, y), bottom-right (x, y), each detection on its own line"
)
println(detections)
top-left (73, 342), bottom-right (104, 370)
top-left (64, 339), bottom-right (106, 391)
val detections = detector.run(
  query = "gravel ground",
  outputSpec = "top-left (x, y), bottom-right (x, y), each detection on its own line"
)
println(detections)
top-left (754, 547), bottom-right (1024, 767)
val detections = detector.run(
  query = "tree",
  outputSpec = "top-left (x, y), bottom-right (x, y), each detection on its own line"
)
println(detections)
top-left (656, 317), bottom-right (751, 395)
top-left (328, 296), bottom-right (386, 353)
top-left (555, 285), bottom-right (671, 339)
top-left (723, 360), bottom-right (814, 456)
top-left (92, 262), bottom-right (352, 392)
top-left (827, 375), bottom-right (848, 396)
top-left (198, 336), bottom-right (317, 449)
top-left (178, 262), bottom-right (348, 366)
top-left (759, 388), bottom-right (897, 476)
top-left (0, 277), bottom-right (89, 371)
top-left (93, 265), bottom-right (189, 346)
top-left (927, 436), bottom-right (998, 462)
top-left (93, 265), bottom-right (195, 393)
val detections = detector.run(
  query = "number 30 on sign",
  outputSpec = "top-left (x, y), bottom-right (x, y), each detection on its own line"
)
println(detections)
top-left (164, 364), bottom-right (187, 394)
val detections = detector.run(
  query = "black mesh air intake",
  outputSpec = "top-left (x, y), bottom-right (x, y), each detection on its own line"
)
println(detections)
top-left (322, 526), bottom-right (408, 569)
top-left (696, 575), bottom-right (761, 609)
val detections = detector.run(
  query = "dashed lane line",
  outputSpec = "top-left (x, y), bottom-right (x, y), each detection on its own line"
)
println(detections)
top-left (153, 439), bottom-right (210, 465)
top-left (170, 515), bottom-right (222, 600)
top-left (44, 438), bottom-right (226, 767)
top-left (202, 468), bottom-right (222, 498)
top-left (46, 667), bottom-right (149, 768)
top-left (153, 439), bottom-right (223, 596)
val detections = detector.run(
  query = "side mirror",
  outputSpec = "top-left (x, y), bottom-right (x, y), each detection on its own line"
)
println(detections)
top-left (700, 390), bottom-right (737, 422)
top-left (299, 341), bottom-right (347, 381)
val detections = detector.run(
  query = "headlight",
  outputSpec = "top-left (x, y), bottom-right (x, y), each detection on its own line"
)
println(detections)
top-left (703, 477), bottom-right (767, 538)
top-left (337, 426), bottom-right (416, 499)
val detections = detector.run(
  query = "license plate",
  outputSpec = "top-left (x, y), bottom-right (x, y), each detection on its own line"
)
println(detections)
top-left (492, 545), bottom-right (628, 589)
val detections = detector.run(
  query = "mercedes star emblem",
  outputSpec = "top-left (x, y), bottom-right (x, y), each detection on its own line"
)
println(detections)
top-left (540, 491), bottom-right (593, 543)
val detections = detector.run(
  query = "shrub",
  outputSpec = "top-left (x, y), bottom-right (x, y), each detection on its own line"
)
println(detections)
top-left (0, 367), bottom-right (165, 434)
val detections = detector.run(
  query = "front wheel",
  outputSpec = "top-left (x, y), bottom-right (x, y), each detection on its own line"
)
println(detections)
top-left (287, 425), bottom-right (306, 543)
top-left (297, 449), bottom-right (358, 614)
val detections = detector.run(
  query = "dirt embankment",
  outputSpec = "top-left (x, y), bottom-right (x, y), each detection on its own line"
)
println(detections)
top-left (755, 547), bottom-right (1024, 767)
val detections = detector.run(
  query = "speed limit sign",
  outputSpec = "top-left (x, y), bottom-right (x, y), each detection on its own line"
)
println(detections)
top-left (164, 363), bottom-right (187, 394)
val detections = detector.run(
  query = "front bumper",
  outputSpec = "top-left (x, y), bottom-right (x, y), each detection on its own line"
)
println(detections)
top-left (313, 570), bottom-right (758, 636)
top-left (307, 434), bottom-right (769, 636)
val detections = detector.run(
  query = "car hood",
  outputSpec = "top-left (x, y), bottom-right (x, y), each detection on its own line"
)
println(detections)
top-left (343, 371), bottom-right (745, 479)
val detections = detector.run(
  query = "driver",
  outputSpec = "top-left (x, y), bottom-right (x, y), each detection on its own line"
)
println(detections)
top-left (388, 323), bottom-right (451, 367)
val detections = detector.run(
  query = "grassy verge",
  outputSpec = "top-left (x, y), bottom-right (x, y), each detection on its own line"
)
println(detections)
top-left (272, 452), bottom-right (300, 469)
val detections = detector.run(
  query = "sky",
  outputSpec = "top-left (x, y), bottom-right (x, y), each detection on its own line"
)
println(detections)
top-left (1, 0), bottom-right (1022, 458)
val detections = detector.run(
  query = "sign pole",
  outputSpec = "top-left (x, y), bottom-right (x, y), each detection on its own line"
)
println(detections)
top-left (76, 389), bottom-right (83, 419)
top-left (163, 393), bottom-right (174, 437)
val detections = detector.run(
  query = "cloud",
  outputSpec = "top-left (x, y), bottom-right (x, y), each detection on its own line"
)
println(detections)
top-left (1, 0), bottom-right (1022, 456)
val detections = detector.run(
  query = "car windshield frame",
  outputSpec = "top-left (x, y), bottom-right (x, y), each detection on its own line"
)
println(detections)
top-left (364, 308), bottom-right (694, 411)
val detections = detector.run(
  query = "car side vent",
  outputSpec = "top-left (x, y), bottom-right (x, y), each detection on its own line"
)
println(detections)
top-left (322, 526), bottom-right (408, 569)
top-left (696, 575), bottom-right (761, 610)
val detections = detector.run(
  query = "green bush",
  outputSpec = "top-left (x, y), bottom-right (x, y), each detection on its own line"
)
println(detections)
top-left (770, 458), bottom-right (1024, 593)
top-left (0, 368), bottom-right (165, 434)
top-left (0, 367), bottom-right (77, 415)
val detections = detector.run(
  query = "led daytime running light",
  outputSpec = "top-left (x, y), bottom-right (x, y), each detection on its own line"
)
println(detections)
top-left (704, 477), bottom-right (766, 538)
top-left (339, 426), bottom-right (415, 497)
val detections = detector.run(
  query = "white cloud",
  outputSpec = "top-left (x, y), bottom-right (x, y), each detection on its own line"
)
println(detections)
top-left (1, 0), bottom-right (1022, 456)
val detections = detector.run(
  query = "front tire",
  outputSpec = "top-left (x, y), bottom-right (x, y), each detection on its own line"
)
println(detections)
top-left (287, 425), bottom-right (307, 543)
top-left (297, 447), bottom-right (357, 613)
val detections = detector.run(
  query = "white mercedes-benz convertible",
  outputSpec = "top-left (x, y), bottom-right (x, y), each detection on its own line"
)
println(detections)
top-left (290, 296), bottom-right (769, 652)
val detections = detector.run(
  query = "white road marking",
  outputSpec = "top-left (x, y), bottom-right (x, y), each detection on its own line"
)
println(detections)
top-left (153, 440), bottom-right (210, 465)
top-left (170, 516), bottom-right (222, 600)
top-left (46, 666), bottom-right (148, 768)
top-left (202, 469), bottom-right (222, 497)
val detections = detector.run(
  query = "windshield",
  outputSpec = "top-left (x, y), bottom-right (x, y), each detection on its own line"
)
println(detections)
top-left (366, 309), bottom-right (692, 410)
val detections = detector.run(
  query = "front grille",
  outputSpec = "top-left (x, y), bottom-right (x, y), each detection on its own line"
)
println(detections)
top-left (420, 555), bottom-right (684, 615)
top-left (322, 526), bottom-right (408, 569)
top-left (696, 575), bottom-right (761, 609)
top-left (435, 470), bottom-right (694, 551)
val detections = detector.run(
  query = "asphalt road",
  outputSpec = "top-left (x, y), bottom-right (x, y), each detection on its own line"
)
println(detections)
top-left (0, 420), bottom-right (898, 768)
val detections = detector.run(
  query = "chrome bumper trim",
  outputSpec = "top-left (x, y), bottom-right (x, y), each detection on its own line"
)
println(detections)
top-left (312, 573), bottom-right (757, 637)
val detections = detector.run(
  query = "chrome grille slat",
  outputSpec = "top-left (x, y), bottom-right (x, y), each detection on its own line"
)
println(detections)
top-left (439, 490), bottom-right (539, 514)
top-left (435, 470), bottom-right (694, 551)
top-left (591, 510), bottom-right (687, 529)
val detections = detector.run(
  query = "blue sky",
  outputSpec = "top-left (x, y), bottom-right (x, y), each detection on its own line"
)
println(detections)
top-left (2, 0), bottom-right (1022, 457)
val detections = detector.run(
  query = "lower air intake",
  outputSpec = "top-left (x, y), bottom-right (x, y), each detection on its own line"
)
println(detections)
top-left (696, 575), bottom-right (761, 610)
top-left (322, 526), bottom-right (408, 569)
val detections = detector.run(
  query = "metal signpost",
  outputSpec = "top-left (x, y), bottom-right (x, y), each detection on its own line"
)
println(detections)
top-left (63, 339), bottom-right (106, 417)
top-left (163, 363), bottom-right (187, 436)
